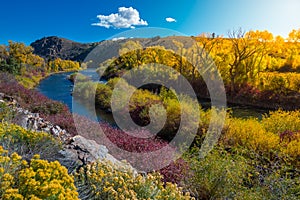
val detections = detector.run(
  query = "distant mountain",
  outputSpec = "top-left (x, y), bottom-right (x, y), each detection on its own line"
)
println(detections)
top-left (30, 36), bottom-right (195, 63)
top-left (30, 36), bottom-right (100, 62)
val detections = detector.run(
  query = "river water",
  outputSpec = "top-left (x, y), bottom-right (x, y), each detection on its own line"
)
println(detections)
top-left (36, 69), bottom-right (268, 123)
top-left (36, 69), bottom-right (114, 124)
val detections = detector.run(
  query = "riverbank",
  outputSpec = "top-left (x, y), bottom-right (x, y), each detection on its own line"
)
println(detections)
top-left (198, 89), bottom-right (300, 111)
top-left (198, 94), bottom-right (300, 112)
top-left (16, 68), bottom-right (83, 89)
top-left (227, 90), bottom-right (300, 111)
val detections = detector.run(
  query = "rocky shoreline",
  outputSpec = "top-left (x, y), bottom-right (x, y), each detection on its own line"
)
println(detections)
top-left (0, 92), bottom-right (136, 174)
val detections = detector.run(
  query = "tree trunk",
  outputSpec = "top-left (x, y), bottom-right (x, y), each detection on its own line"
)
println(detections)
top-left (230, 75), bottom-right (235, 94)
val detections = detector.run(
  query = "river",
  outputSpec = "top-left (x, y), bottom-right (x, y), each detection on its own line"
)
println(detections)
top-left (36, 69), bottom-right (268, 123)
top-left (36, 69), bottom-right (115, 124)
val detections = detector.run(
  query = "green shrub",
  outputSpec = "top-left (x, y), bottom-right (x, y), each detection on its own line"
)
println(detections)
top-left (261, 171), bottom-right (300, 200)
top-left (184, 145), bottom-right (300, 200)
top-left (30, 101), bottom-right (66, 115)
top-left (68, 72), bottom-right (90, 83)
top-left (95, 83), bottom-right (112, 110)
top-left (0, 103), bottom-right (14, 122)
top-left (184, 147), bottom-right (252, 199)
top-left (73, 81), bottom-right (98, 100)
top-left (106, 77), bottom-right (132, 90)
top-left (129, 89), bottom-right (161, 125)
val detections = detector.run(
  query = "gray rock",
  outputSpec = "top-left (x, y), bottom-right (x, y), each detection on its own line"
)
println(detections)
top-left (59, 135), bottom-right (137, 175)
top-left (13, 111), bottom-right (29, 128)
top-left (10, 106), bottom-right (71, 142)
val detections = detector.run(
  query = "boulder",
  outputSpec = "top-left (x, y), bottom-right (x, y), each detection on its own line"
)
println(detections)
top-left (59, 135), bottom-right (137, 175)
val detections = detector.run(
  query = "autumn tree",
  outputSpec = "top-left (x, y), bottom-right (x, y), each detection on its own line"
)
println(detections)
top-left (0, 41), bottom-right (47, 75)
top-left (119, 40), bottom-right (143, 68)
top-left (119, 40), bottom-right (143, 55)
top-left (173, 40), bottom-right (186, 78)
top-left (0, 45), bottom-right (9, 61)
top-left (48, 58), bottom-right (80, 72)
top-left (188, 33), bottom-right (223, 82)
top-left (8, 41), bottom-right (33, 64)
top-left (0, 42), bottom-right (22, 74)
top-left (226, 28), bottom-right (267, 92)
top-left (243, 30), bottom-right (273, 82)
top-left (288, 29), bottom-right (300, 42)
top-left (287, 29), bottom-right (300, 69)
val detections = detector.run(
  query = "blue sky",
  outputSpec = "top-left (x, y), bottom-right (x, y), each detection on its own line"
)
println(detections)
top-left (0, 0), bottom-right (299, 45)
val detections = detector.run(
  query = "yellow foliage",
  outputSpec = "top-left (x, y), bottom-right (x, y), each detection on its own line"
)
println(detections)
top-left (223, 109), bottom-right (300, 161)
top-left (224, 118), bottom-right (280, 153)
top-left (262, 110), bottom-right (300, 134)
top-left (259, 72), bottom-right (300, 93)
top-left (75, 161), bottom-right (193, 200)
top-left (284, 139), bottom-right (300, 159)
top-left (0, 145), bottom-right (78, 199)
top-left (0, 123), bottom-right (58, 146)
top-left (48, 58), bottom-right (80, 72)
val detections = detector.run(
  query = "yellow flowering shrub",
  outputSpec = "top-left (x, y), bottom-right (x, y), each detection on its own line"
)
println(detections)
top-left (0, 146), bottom-right (78, 199)
top-left (221, 110), bottom-right (300, 163)
top-left (0, 123), bottom-right (61, 161)
top-left (284, 139), bottom-right (300, 159)
top-left (260, 110), bottom-right (300, 160)
top-left (223, 118), bottom-right (280, 153)
top-left (75, 160), bottom-right (193, 200)
top-left (262, 110), bottom-right (300, 134)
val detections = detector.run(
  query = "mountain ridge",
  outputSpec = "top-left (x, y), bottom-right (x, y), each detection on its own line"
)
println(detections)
top-left (30, 35), bottom-right (195, 62)
top-left (30, 36), bottom-right (102, 62)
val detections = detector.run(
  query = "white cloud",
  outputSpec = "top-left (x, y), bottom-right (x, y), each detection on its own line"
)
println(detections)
top-left (112, 37), bottom-right (126, 41)
top-left (166, 17), bottom-right (176, 23)
top-left (92, 7), bottom-right (148, 29)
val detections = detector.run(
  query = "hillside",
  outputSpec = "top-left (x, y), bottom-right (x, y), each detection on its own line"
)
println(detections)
top-left (30, 36), bottom-right (101, 61)
top-left (30, 36), bottom-right (195, 63)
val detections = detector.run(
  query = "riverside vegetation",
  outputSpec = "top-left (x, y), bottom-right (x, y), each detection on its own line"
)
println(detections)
top-left (0, 28), bottom-right (300, 199)
top-left (0, 41), bottom-right (82, 88)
